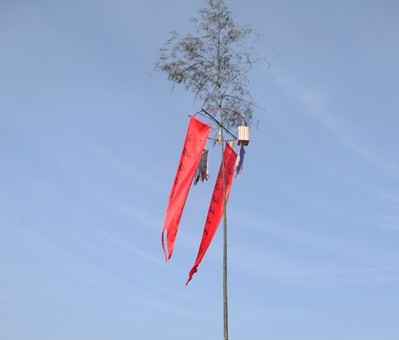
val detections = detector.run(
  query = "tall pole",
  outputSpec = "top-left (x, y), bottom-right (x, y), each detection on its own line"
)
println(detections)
top-left (216, 20), bottom-right (229, 337)
top-left (220, 111), bottom-right (229, 340)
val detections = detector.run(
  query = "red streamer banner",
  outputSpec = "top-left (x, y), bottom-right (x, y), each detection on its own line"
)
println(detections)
top-left (162, 117), bottom-right (210, 261)
top-left (186, 143), bottom-right (237, 285)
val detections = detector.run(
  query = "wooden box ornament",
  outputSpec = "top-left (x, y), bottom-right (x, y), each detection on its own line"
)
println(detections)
top-left (237, 125), bottom-right (249, 146)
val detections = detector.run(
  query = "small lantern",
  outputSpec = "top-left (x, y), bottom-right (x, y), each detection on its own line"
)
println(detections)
top-left (237, 125), bottom-right (249, 146)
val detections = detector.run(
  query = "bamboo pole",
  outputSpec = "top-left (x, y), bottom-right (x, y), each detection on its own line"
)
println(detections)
top-left (220, 111), bottom-right (229, 340)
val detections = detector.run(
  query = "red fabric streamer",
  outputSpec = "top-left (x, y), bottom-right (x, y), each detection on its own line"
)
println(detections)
top-left (162, 117), bottom-right (210, 261)
top-left (186, 143), bottom-right (237, 285)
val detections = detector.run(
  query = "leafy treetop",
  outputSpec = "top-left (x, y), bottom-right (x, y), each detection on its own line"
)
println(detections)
top-left (155, 0), bottom-right (262, 130)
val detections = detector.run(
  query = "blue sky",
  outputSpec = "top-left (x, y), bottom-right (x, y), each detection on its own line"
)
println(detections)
top-left (1, 0), bottom-right (398, 339)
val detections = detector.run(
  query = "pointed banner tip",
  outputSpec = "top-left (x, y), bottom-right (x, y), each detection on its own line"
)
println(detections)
top-left (186, 266), bottom-right (198, 286)
top-left (161, 230), bottom-right (167, 262)
top-left (164, 253), bottom-right (171, 263)
top-left (162, 229), bottom-right (174, 262)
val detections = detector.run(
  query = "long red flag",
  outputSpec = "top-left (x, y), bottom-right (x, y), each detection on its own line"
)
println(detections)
top-left (186, 143), bottom-right (237, 284)
top-left (162, 117), bottom-right (210, 261)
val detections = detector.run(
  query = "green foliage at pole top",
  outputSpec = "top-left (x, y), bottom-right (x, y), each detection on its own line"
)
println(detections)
top-left (154, 0), bottom-right (262, 130)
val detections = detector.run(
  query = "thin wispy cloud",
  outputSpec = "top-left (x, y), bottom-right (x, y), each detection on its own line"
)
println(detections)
top-left (0, 294), bottom-right (57, 302)
top-left (376, 214), bottom-right (399, 232)
top-left (274, 72), bottom-right (399, 178)
top-left (228, 206), bottom-right (399, 289)
top-left (370, 186), bottom-right (399, 204)
top-left (231, 246), bottom-right (399, 289)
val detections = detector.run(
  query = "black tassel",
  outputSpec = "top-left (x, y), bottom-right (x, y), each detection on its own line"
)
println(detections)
top-left (194, 149), bottom-right (209, 185)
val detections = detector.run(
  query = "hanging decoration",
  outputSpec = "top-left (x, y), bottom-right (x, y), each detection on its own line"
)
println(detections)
top-left (186, 143), bottom-right (237, 285)
top-left (237, 125), bottom-right (250, 146)
top-left (235, 145), bottom-right (246, 177)
top-left (193, 149), bottom-right (209, 185)
top-left (162, 117), bottom-right (210, 261)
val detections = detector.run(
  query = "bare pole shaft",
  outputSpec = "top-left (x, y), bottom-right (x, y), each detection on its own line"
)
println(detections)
top-left (223, 181), bottom-right (229, 340)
